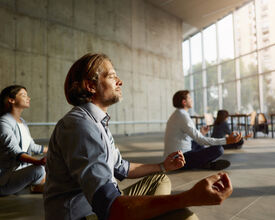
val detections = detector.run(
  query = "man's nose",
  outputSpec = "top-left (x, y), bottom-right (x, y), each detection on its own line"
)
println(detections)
top-left (116, 77), bottom-right (123, 86)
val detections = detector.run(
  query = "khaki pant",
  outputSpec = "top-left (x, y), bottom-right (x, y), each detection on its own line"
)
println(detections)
top-left (87, 174), bottom-right (198, 220)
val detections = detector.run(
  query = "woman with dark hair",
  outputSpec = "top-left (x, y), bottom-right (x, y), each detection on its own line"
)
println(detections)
top-left (212, 110), bottom-right (244, 149)
top-left (0, 85), bottom-right (47, 195)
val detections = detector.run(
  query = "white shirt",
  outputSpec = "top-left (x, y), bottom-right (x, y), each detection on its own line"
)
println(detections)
top-left (17, 122), bottom-right (32, 152)
top-left (164, 108), bottom-right (226, 157)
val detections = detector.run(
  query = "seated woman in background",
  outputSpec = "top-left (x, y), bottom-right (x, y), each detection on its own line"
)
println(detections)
top-left (211, 110), bottom-right (244, 149)
top-left (0, 85), bottom-right (47, 196)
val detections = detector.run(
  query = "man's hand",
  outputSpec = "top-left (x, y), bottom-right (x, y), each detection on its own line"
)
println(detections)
top-left (163, 151), bottom-right (185, 171)
top-left (110, 172), bottom-right (233, 219)
top-left (186, 172), bottom-right (233, 206)
top-left (226, 132), bottom-right (242, 144)
top-left (200, 126), bottom-right (210, 136)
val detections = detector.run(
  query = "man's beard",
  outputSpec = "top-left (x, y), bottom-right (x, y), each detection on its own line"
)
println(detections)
top-left (101, 94), bottom-right (122, 106)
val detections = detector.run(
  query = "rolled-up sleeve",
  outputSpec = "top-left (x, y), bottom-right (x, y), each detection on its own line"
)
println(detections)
top-left (114, 150), bottom-right (130, 181)
top-left (57, 119), bottom-right (120, 220)
top-left (29, 140), bottom-right (43, 155)
top-left (92, 183), bottom-right (120, 220)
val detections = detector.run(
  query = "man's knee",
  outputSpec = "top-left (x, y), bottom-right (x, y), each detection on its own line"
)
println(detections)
top-left (160, 174), bottom-right (171, 187)
top-left (213, 145), bottom-right (224, 157)
top-left (154, 174), bottom-right (171, 195)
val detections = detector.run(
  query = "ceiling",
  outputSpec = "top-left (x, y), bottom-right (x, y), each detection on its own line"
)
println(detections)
top-left (147, 0), bottom-right (252, 39)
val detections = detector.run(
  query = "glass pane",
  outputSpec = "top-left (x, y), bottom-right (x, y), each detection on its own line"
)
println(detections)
top-left (206, 66), bottom-right (218, 87)
top-left (218, 14), bottom-right (234, 62)
top-left (193, 72), bottom-right (203, 89)
top-left (223, 82), bottom-right (237, 114)
top-left (184, 75), bottom-right (191, 90)
top-left (191, 33), bottom-right (202, 72)
top-left (182, 40), bottom-right (190, 76)
top-left (262, 72), bottom-right (275, 114)
top-left (256, 0), bottom-right (275, 48)
top-left (207, 86), bottom-right (219, 114)
top-left (194, 89), bottom-right (204, 115)
top-left (203, 24), bottom-right (217, 66)
top-left (259, 45), bottom-right (275, 73)
top-left (235, 2), bottom-right (257, 56)
top-left (240, 76), bottom-right (259, 113)
top-left (239, 52), bottom-right (258, 77)
top-left (221, 60), bottom-right (235, 82)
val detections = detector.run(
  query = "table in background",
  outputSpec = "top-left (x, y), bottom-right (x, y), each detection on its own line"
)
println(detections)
top-left (191, 115), bottom-right (204, 129)
top-left (229, 114), bottom-right (250, 136)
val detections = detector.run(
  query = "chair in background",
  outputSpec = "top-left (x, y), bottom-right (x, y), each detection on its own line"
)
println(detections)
top-left (249, 112), bottom-right (269, 138)
top-left (204, 113), bottom-right (214, 136)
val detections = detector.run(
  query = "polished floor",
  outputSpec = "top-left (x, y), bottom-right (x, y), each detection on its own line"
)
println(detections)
top-left (0, 133), bottom-right (275, 220)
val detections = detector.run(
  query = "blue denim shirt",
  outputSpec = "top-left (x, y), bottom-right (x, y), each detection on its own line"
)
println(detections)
top-left (44, 103), bottom-right (130, 220)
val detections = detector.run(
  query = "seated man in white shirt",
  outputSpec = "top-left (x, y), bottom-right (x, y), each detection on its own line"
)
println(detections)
top-left (164, 90), bottom-right (242, 170)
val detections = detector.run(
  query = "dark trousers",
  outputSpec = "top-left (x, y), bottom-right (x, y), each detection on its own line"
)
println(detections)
top-left (181, 141), bottom-right (224, 170)
top-left (223, 139), bottom-right (244, 150)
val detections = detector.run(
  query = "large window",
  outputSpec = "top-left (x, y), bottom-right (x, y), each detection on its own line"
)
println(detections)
top-left (182, 0), bottom-right (275, 116)
top-left (194, 89), bottom-right (204, 115)
top-left (218, 15), bottom-right (234, 61)
top-left (203, 24), bottom-right (217, 66)
top-left (262, 71), bottom-right (275, 114)
top-left (182, 40), bottom-right (190, 76)
top-left (223, 82), bottom-right (237, 113)
top-left (190, 33), bottom-right (202, 72)
top-left (235, 1), bottom-right (257, 56)
top-left (240, 77), bottom-right (260, 112)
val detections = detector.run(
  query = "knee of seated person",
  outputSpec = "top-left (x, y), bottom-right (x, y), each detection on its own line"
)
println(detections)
top-left (155, 174), bottom-right (171, 195)
top-left (33, 165), bottom-right (45, 181)
top-left (216, 145), bottom-right (224, 156)
top-left (160, 174), bottom-right (171, 185)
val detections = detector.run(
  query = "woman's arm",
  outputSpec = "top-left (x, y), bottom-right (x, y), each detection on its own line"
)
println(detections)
top-left (19, 153), bottom-right (46, 166)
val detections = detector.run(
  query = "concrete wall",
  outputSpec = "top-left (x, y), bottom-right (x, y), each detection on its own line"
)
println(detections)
top-left (0, 0), bottom-right (184, 138)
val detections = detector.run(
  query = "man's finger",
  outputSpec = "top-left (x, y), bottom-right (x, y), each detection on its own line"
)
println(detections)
top-left (220, 173), bottom-right (232, 189)
top-left (206, 173), bottom-right (223, 184)
top-left (167, 151), bottom-right (180, 159)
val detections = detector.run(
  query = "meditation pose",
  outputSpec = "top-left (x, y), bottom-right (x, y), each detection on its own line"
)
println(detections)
top-left (0, 85), bottom-right (46, 195)
top-left (164, 90), bottom-right (242, 170)
top-left (44, 54), bottom-right (233, 220)
top-left (212, 110), bottom-right (244, 149)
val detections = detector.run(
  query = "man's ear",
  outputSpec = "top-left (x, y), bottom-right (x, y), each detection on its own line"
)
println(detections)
top-left (84, 80), bottom-right (96, 94)
top-left (181, 99), bottom-right (186, 108)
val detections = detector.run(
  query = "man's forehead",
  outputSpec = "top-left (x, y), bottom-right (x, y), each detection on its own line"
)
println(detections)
top-left (100, 60), bottom-right (116, 75)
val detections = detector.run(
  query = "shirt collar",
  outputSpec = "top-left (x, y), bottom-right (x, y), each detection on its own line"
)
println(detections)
top-left (178, 108), bottom-right (189, 114)
top-left (79, 102), bottom-right (108, 123)
top-left (101, 114), bottom-right (111, 127)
